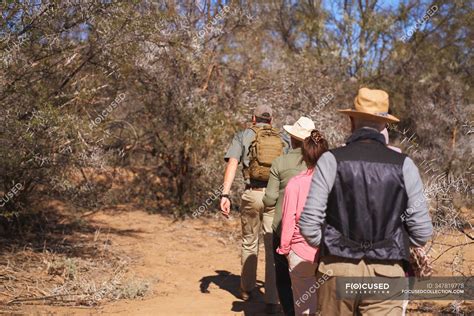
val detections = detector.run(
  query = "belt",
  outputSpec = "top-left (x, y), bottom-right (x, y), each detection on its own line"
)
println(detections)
top-left (341, 236), bottom-right (394, 251)
top-left (245, 184), bottom-right (266, 191)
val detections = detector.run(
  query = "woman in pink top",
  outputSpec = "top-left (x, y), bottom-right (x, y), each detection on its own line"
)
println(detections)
top-left (277, 129), bottom-right (328, 316)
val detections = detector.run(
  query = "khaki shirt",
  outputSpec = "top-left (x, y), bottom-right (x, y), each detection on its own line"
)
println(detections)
top-left (224, 123), bottom-right (289, 186)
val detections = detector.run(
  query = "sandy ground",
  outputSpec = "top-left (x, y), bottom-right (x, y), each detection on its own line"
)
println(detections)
top-left (95, 210), bottom-right (271, 316)
top-left (12, 209), bottom-right (474, 316)
top-left (16, 210), bottom-right (275, 316)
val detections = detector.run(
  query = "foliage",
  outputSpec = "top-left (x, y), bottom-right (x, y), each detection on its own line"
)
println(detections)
top-left (0, 0), bottom-right (471, 222)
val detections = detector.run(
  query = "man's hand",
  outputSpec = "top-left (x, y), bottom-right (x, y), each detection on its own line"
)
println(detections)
top-left (220, 196), bottom-right (231, 218)
top-left (221, 158), bottom-right (238, 219)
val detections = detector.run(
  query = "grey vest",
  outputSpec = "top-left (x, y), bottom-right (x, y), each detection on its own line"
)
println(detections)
top-left (321, 131), bottom-right (410, 261)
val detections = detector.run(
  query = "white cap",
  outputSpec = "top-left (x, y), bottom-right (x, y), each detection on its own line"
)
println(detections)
top-left (283, 117), bottom-right (315, 141)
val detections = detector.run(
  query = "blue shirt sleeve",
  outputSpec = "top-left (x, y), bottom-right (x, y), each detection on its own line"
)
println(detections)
top-left (402, 157), bottom-right (433, 246)
top-left (224, 131), bottom-right (244, 163)
top-left (299, 151), bottom-right (337, 247)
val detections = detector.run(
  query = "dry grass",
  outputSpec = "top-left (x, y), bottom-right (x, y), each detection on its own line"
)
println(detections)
top-left (0, 227), bottom-right (152, 307)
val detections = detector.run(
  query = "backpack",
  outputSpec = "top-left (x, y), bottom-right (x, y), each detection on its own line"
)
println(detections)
top-left (247, 126), bottom-right (284, 181)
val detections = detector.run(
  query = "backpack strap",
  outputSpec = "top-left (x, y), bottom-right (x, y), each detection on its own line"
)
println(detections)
top-left (250, 125), bottom-right (276, 133)
top-left (250, 125), bottom-right (262, 134)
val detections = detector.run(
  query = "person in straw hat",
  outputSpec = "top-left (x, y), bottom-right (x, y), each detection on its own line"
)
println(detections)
top-left (262, 116), bottom-right (316, 316)
top-left (299, 88), bottom-right (433, 315)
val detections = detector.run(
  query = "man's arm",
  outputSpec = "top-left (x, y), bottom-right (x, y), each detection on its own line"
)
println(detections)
top-left (220, 158), bottom-right (238, 217)
top-left (299, 152), bottom-right (337, 247)
top-left (403, 157), bottom-right (433, 246)
top-left (220, 132), bottom-right (244, 217)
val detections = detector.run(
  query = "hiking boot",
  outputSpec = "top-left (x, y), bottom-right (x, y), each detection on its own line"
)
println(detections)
top-left (265, 303), bottom-right (280, 314)
top-left (239, 288), bottom-right (252, 301)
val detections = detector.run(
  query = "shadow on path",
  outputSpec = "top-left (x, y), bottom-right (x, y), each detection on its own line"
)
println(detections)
top-left (200, 270), bottom-right (283, 316)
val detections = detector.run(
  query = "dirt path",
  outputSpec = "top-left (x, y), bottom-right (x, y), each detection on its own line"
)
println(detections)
top-left (17, 209), bottom-right (473, 315)
top-left (20, 209), bottom-right (276, 315)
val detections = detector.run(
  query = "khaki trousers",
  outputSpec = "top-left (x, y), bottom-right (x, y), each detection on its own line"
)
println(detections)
top-left (240, 189), bottom-right (278, 304)
top-left (288, 250), bottom-right (318, 315)
top-left (316, 255), bottom-right (405, 316)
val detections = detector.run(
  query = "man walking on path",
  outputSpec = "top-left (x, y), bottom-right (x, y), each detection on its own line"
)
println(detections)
top-left (220, 104), bottom-right (287, 314)
top-left (300, 88), bottom-right (433, 315)
top-left (263, 116), bottom-right (315, 316)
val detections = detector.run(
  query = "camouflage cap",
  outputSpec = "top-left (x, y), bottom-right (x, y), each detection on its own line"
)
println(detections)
top-left (254, 104), bottom-right (273, 118)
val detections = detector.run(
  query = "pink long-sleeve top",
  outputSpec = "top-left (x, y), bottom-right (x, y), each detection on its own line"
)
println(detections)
top-left (276, 169), bottom-right (319, 263)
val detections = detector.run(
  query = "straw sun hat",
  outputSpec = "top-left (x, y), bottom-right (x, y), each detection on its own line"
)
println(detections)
top-left (338, 88), bottom-right (400, 123)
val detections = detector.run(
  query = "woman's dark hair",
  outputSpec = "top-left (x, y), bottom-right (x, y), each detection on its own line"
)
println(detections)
top-left (290, 137), bottom-right (303, 149)
top-left (302, 130), bottom-right (329, 169)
